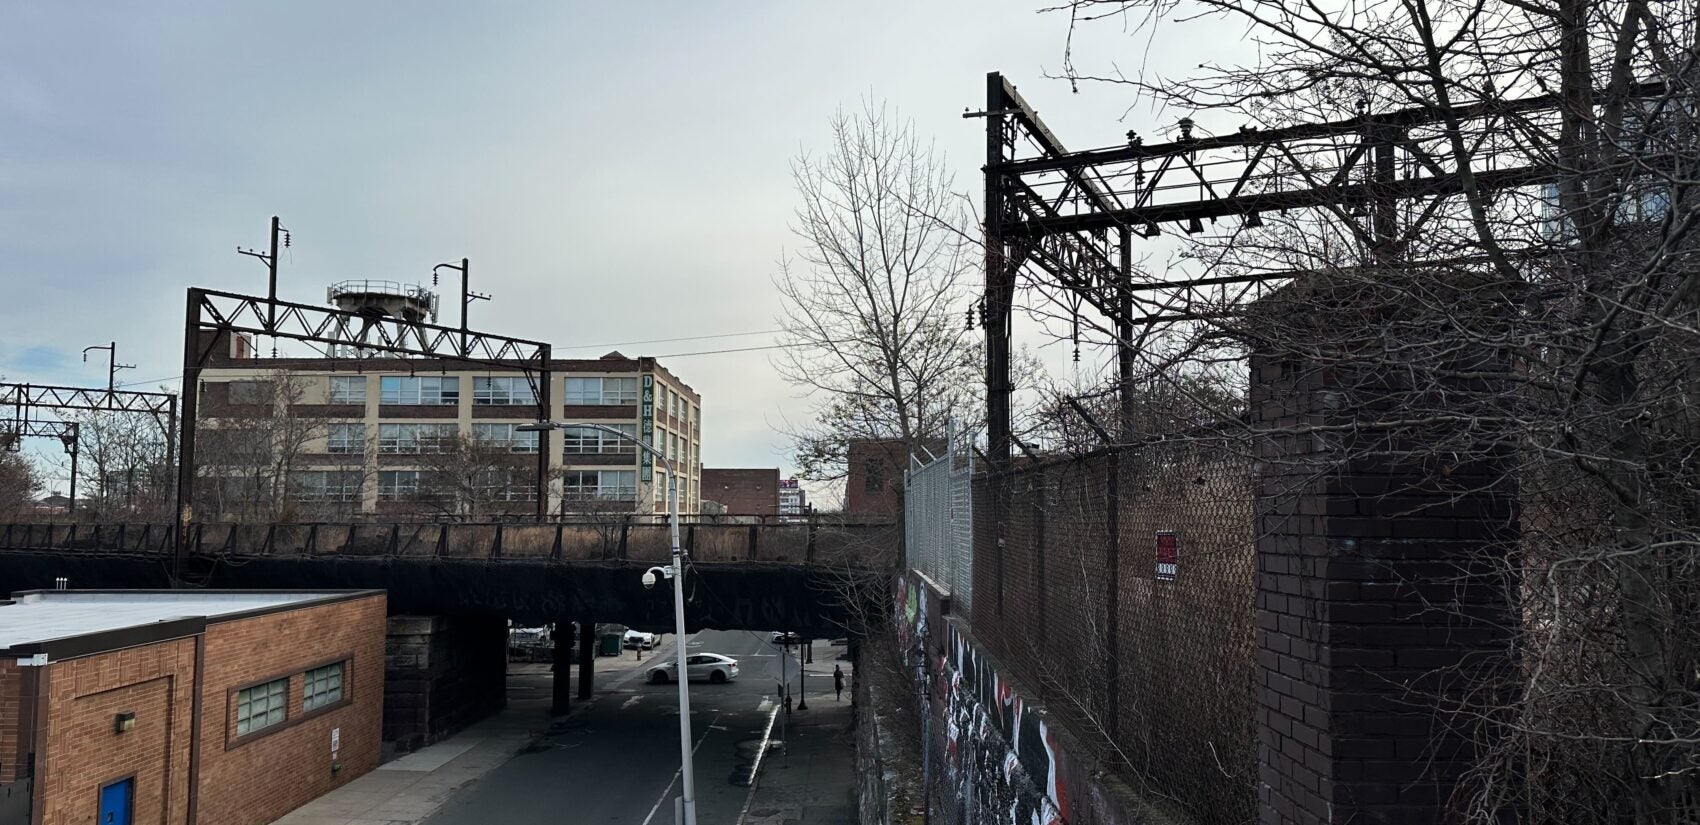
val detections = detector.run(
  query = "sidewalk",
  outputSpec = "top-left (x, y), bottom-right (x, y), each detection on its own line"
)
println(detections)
top-left (270, 651), bottom-right (660, 825)
top-left (270, 704), bottom-right (547, 825)
top-left (739, 663), bottom-right (859, 825)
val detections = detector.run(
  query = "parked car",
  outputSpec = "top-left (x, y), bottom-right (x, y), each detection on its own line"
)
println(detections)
top-left (624, 629), bottom-right (659, 649)
top-left (770, 631), bottom-right (802, 645)
top-left (648, 653), bottom-right (740, 684)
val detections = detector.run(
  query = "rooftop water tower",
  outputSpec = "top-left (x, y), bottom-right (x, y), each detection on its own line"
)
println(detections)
top-left (324, 280), bottom-right (440, 357)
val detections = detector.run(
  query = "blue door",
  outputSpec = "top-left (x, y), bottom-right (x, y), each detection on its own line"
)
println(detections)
top-left (98, 778), bottom-right (132, 825)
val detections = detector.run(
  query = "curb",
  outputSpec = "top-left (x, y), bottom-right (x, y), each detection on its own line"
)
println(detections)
top-left (734, 704), bottom-right (784, 824)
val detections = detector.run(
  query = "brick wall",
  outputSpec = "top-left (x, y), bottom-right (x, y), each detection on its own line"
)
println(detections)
top-left (35, 636), bottom-right (197, 825)
top-left (195, 593), bottom-right (386, 825)
top-left (701, 468), bottom-right (780, 515)
top-left (1250, 348), bottom-right (1516, 824)
top-left (0, 661), bottom-right (20, 783)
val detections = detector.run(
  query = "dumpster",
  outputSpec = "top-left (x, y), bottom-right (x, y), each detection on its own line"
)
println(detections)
top-left (599, 632), bottom-right (623, 657)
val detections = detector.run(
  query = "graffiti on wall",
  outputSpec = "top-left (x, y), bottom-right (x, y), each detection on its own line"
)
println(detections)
top-left (899, 572), bottom-right (1072, 825)
top-left (939, 620), bottom-right (1071, 825)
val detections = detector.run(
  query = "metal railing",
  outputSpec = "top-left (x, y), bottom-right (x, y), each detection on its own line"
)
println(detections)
top-left (0, 517), bottom-right (900, 569)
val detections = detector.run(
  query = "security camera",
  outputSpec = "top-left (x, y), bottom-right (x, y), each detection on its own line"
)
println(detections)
top-left (642, 566), bottom-right (670, 590)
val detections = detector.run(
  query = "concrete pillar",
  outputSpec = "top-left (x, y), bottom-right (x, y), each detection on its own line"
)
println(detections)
top-left (1250, 301), bottom-right (1517, 824)
top-left (577, 622), bottom-right (595, 700)
top-left (551, 622), bottom-right (572, 715)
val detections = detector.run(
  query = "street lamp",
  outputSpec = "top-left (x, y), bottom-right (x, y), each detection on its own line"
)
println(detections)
top-left (517, 420), bottom-right (697, 825)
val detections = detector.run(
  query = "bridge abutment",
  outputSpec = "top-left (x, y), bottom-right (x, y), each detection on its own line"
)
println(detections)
top-left (384, 615), bottom-right (508, 755)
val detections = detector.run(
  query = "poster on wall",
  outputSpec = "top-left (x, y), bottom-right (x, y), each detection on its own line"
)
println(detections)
top-left (1155, 530), bottom-right (1178, 581)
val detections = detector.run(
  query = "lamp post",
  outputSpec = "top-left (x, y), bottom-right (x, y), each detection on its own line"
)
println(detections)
top-left (518, 420), bottom-right (696, 825)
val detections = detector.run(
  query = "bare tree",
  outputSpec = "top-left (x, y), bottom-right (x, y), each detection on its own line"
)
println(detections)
top-left (400, 434), bottom-right (537, 520)
top-left (0, 451), bottom-right (43, 520)
top-left (51, 407), bottom-right (173, 521)
top-left (1045, 1), bottom-right (1700, 822)
top-left (198, 371), bottom-right (327, 522)
top-left (774, 101), bottom-right (982, 481)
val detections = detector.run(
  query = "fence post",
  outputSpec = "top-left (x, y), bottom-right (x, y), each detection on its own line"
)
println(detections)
top-left (550, 523), bottom-right (564, 561)
top-left (491, 524), bottom-right (505, 560)
top-left (387, 524), bottom-right (401, 558)
top-left (806, 517), bottom-right (818, 564)
top-left (748, 524), bottom-right (759, 561)
top-left (616, 517), bottom-right (630, 561)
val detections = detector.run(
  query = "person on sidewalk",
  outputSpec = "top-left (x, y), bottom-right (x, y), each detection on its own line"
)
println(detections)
top-left (833, 665), bottom-right (845, 701)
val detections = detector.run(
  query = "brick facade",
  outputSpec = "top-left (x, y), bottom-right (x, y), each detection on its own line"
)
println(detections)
top-left (701, 468), bottom-right (780, 515)
top-left (2, 591), bottom-right (385, 825)
top-left (195, 595), bottom-right (386, 825)
top-left (1250, 348), bottom-right (1516, 824)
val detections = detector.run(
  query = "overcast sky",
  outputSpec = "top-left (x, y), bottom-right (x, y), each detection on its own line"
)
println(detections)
top-left (1, 1), bottom-right (1230, 499)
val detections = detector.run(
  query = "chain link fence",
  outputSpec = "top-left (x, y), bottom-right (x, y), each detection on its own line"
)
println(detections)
top-left (904, 424), bottom-right (974, 616)
top-left (970, 432), bottom-right (1257, 825)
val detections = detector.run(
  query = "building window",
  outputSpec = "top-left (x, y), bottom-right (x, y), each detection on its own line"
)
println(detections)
top-left (293, 470), bottom-right (362, 502)
top-left (228, 380), bottom-right (272, 405)
top-left (380, 376), bottom-right (460, 406)
top-left (560, 424), bottom-right (636, 454)
top-left (475, 469), bottom-right (538, 502)
top-left (473, 376), bottom-right (538, 406)
top-left (472, 423), bottom-right (540, 453)
top-left (325, 423), bottom-right (365, 454)
top-left (565, 377), bottom-right (638, 405)
top-left (863, 458), bottom-right (885, 493)
top-left (328, 376), bottom-right (367, 404)
top-left (378, 423), bottom-right (459, 454)
top-left (379, 470), bottom-right (425, 500)
top-left (562, 470), bottom-right (637, 500)
top-left (303, 662), bottom-right (345, 710)
top-left (236, 678), bottom-right (287, 736)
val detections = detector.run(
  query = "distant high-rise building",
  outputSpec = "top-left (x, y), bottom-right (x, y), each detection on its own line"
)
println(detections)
top-left (778, 478), bottom-right (807, 515)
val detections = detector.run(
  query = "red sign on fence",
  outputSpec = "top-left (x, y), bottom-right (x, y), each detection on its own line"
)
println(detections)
top-left (1155, 531), bottom-right (1178, 581)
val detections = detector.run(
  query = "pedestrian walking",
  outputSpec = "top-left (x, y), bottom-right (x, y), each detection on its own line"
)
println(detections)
top-left (833, 664), bottom-right (845, 701)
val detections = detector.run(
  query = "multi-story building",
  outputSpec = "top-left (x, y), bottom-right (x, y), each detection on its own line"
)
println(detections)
top-left (194, 326), bottom-right (703, 519)
top-left (778, 478), bottom-right (807, 515)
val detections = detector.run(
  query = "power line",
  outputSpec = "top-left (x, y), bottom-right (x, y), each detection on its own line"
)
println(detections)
top-left (558, 330), bottom-right (783, 351)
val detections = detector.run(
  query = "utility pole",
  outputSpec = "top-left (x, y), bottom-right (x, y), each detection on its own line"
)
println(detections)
top-left (433, 258), bottom-right (489, 358)
top-left (238, 215), bottom-right (289, 338)
top-left (81, 342), bottom-right (134, 393)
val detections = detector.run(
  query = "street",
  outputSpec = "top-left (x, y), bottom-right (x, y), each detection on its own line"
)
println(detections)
top-left (422, 629), bottom-right (832, 825)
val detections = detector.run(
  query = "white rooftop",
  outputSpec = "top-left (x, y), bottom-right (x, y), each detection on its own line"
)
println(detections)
top-left (1, 591), bottom-right (352, 652)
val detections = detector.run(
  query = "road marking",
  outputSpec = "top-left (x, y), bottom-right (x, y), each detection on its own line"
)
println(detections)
top-left (735, 703), bottom-right (784, 822)
top-left (639, 711), bottom-right (723, 825)
top-left (621, 695), bottom-right (643, 710)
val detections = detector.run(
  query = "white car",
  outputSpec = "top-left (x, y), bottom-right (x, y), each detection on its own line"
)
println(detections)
top-left (648, 653), bottom-right (740, 684)
top-left (624, 630), bottom-right (659, 650)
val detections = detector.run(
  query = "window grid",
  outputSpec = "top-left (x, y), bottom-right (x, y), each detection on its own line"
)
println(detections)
top-left (564, 377), bottom-right (639, 405)
top-left (379, 470), bottom-right (425, 500)
top-left (380, 376), bottom-right (460, 406)
top-left (560, 425), bottom-right (637, 454)
top-left (236, 678), bottom-right (287, 736)
top-left (325, 423), bottom-right (365, 454)
top-left (378, 423), bottom-right (459, 454)
top-left (562, 470), bottom-right (637, 500)
top-left (328, 376), bottom-right (367, 404)
top-left (472, 376), bottom-right (538, 406)
top-left (303, 662), bottom-right (345, 710)
top-left (294, 470), bottom-right (362, 502)
top-left (471, 423), bottom-right (540, 454)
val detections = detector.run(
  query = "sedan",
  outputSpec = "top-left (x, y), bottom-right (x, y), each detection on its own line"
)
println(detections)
top-left (648, 653), bottom-right (740, 684)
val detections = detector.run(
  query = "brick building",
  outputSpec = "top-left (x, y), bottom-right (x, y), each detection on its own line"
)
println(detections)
top-left (701, 468), bottom-right (780, 515)
top-left (846, 439), bottom-right (933, 517)
top-left (0, 589), bottom-right (385, 825)
top-left (195, 323), bottom-right (703, 519)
